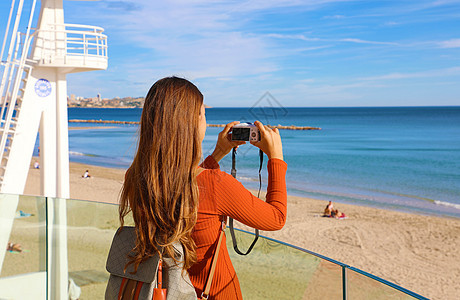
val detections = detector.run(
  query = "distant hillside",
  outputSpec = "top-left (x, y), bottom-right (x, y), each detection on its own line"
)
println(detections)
top-left (69, 96), bottom-right (212, 109)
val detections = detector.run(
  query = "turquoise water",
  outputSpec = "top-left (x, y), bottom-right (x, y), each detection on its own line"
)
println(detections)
top-left (61, 107), bottom-right (460, 218)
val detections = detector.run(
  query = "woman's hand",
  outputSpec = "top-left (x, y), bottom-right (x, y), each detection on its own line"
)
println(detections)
top-left (250, 121), bottom-right (284, 160)
top-left (211, 121), bottom-right (246, 163)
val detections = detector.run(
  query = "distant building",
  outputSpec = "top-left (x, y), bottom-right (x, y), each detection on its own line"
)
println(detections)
top-left (67, 95), bottom-right (145, 108)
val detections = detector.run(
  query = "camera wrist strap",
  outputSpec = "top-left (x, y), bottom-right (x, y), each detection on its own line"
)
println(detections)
top-left (228, 148), bottom-right (262, 255)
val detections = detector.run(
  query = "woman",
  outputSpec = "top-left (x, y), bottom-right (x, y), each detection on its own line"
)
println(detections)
top-left (324, 201), bottom-right (334, 217)
top-left (120, 77), bottom-right (287, 299)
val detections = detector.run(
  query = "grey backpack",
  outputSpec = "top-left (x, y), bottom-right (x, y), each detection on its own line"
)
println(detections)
top-left (105, 226), bottom-right (197, 300)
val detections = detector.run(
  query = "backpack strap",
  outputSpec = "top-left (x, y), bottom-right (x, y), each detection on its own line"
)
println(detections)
top-left (153, 258), bottom-right (167, 300)
top-left (200, 221), bottom-right (225, 300)
top-left (118, 277), bottom-right (143, 300)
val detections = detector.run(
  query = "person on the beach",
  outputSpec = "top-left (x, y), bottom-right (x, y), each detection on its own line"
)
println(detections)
top-left (324, 201), bottom-right (334, 216)
top-left (331, 209), bottom-right (346, 219)
top-left (82, 170), bottom-right (91, 178)
top-left (119, 77), bottom-right (287, 300)
top-left (6, 242), bottom-right (22, 253)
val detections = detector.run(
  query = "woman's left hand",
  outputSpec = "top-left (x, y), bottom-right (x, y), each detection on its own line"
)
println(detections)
top-left (211, 121), bottom-right (246, 162)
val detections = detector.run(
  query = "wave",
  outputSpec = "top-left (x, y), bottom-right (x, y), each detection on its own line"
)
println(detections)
top-left (434, 200), bottom-right (460, 210)
top-left (69, 151), bottom-right (98, 157)
top-left (237, 176), bottom-right (259, 182)
top-left (69, 151), bottom-right (85, 156)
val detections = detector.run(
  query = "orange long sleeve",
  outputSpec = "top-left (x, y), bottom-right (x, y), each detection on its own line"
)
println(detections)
top-left (188, 155), bottom-right (287, 299)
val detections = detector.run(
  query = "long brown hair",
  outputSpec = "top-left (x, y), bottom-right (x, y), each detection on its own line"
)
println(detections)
top-left (119, 77), bottom-right (203, 271)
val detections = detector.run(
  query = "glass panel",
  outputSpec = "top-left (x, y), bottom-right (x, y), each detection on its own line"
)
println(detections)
top-left (0, 194), bottom-right (47, 299)
top-left (347, 268), bottom-right (418, 299)
top-left (0, 194), bottom-right (424, 299)
top-left (302, 260), bottom-right (343, 300)
top-left (227, 228), bottom-right (342, 300)
top-left (65, 198), bottom-right (125, 299)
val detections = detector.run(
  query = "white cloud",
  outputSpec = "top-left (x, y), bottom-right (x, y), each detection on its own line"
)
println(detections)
top-left (358, 66), bottom-right (460, 81)
top-left (59, 0), bottom-right (460, 105)
top-left (217, 0), bottom-right (357, 13)
top-left (72, 0), bottom-right (367, 83)
top-left (430, 0), bottom-right (460, 7)
top-left (267, 33), bottom-right (396, 46)
top-left (323, 14), bottom-right (346, 19)
top-left (266, 33), bottom-right (320, 42)
top-left (338, 38), bottom-right (397, 45)
top-left (384, 21), bottom-right (399, 26)
top-left (74, 1), bottom-right (286, 80)
top-left (438, 38), bottom-right (460, 48)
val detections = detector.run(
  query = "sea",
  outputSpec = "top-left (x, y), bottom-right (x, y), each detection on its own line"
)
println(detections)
top-left (59, 106), bottom-right (460, 218)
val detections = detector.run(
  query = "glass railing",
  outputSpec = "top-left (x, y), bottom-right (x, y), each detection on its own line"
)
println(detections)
top-left (228, 228), bottom-right (428, 300)
top-left (0, 194), bottom-right (47, 299)
top-left (0, 194), bottom-right (428, 299)
top-left (65, 198), bottom-right (127, 299)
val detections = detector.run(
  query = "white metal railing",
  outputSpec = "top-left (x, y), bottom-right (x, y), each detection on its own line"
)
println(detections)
top-left (10, 24), bottom-right (108, 67)
top-left (30, 24), bottom-right (108, 65)
top-left (0, 0), bottom-right (37, 180)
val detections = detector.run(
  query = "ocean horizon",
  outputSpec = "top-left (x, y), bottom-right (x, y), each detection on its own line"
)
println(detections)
top-left (55, 106), bottom-right (460, 219)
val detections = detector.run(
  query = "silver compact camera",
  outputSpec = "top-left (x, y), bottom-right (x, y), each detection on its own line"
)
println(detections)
top-left (231, 122), bottom-right (260, 142)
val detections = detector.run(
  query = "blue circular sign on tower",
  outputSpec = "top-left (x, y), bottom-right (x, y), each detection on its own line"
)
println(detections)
top-left (34, 78), bottom-right (52, 97)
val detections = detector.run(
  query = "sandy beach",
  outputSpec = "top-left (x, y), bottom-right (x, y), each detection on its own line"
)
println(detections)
top-left (17, 159), bottom-right (460, 299)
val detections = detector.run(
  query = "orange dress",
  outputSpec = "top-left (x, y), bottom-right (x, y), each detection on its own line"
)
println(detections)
top-left (188, 155), bottom-right (288, 299)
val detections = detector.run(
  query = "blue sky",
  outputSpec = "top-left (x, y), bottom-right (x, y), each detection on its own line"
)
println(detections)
top-left (1, 0), bottom-right (460, 107)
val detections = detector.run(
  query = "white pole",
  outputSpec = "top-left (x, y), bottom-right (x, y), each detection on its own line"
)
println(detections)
top-left (56, 72), bottom-right (69, 199)
top-left (0, 0), bottom-right (24, 109)
top-left (23, 0), bottom-right (38, 57)
top-left (0, 0), bottom-right (16, 61)
top-left (53, 71), bottom-right (69, 299)
top-left (6, 0), bottom-right (25, 61)
top-left (48, 196), bottom-right (68, 300)
top-left (39, 100), bottom-right (57, 197)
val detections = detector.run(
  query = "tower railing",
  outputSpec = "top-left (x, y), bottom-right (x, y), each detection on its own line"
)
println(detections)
top-left (7, 24), bottom-right (107, 66)
top-left (33, 24), bottom-right (107, 64)
top-left (16, 24), bottom-right (108, 67)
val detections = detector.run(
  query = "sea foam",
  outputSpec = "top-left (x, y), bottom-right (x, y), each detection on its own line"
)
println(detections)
top-left (434, 200), bottom-right (460, 210)
top-left (69, 151), bottom-right (85, 156)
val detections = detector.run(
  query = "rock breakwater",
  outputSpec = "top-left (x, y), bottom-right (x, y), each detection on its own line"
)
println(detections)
top-left (69, 120), bottom-right (321, 130)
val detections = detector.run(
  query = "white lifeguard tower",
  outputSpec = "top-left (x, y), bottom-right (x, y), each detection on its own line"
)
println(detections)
top-left (0, 0), bottom-right (107, 298)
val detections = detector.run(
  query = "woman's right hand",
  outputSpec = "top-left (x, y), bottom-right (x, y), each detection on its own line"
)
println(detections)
top-left (211, 121), bottom-right (245, 163)
top-left (251, 121), bottom-right (284, 160)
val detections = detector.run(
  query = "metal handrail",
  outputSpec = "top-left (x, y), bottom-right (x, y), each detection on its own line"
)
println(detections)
top-left (31, 23), bottom-right (105, 34)
top-left (233, 227), bottom-right (429, 300)
top-left (17, 25), bottom-right (108, 64)
top-left (36, 28), bottom-right (107, 38)
top-left (0, 0), bottom-right (37, 172)
top-left (60, 23), bottom-right (105, 33)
